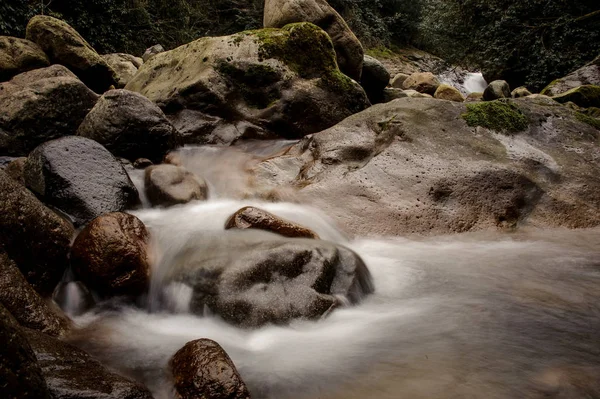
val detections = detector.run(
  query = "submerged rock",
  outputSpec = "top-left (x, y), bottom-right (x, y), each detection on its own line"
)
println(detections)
top-left (483, 80), bottom-right (511, 101)
top-left (24, 136), bottom-right (140, 226)
top-left (0, 170), bottom-right (74, 296)
top-left (26, 15), bottom-right (117, 92)
top-left (0, 65), bottom-right (99, 156)
top-left (101, 53), bottom-right (143, 88)
top-left (0, 36), bottom-right (49, 81)
top-left (402, 72), bottom-right (440, 95)
top-left (145, 164), bottom-right (207, 207)
top-left (170, 339), bottom-right (250, 399)
top-left (225, 206), bottom-right (319, 239)
top-left (71, 212), bottom-right (151, 298)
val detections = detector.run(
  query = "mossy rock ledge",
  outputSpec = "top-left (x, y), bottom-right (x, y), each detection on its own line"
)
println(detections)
top-left (462, 100), bottom-right (529, 133)
top-left (126, 22), bottom-right (370, 144)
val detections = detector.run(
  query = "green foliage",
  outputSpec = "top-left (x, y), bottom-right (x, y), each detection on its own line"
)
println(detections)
top-left (462, 100), bottom-right (529, 133)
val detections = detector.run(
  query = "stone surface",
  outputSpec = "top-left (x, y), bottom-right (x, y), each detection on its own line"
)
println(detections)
top-left (390, 73), bottom-right (410, 88)
top-left (0, 304), bottom-right (51, 399)
top-left (26, 15), bottom-right (117, 92)
top-left (142, 44), bottom-right (164, 62)
top-left (512, 86), bottom-right (533, 98)
top-left (24, 136), bottom-right (140, 226)
top-left (126, 23), bottom-right (368, 144)
top-left (251, 97), bottom-right (600, 236)
top-left (133, 158), bottom-right (153, 169)
top-left (402, 72), bottom-right (440, 95)
top-left (225, 206), bottom-right (319, 238)
top-left (551, 85), bottom-right (600, 109)
top-left (360, 54), bottom-right (391, 103)
top-left (403, 89), bottom-right (433, 98)
top-left (434, 84), bottom-right (464, 102)
top-left (0, 65), bottom-right (99, 156)
top-left (23, 328), bottom-right (153, 399)
top-left (483, 80), bottom-right (511, 101)
top-left (4, 156), bottom-right (26, 185)
top-left (382, 88), bottom-right (408, 103)
top-left (77, 89), bottom-right (180, 163)
top-left (145, 164), bottom-right (207, 207)
top-left (71, 212), bottom-right (151, 297)
top-left (101, 53), bottom-right (142, 88)
top-left (0, 170), bottom-right (74, 296)
top-left (466, 92), bottom-right (483, 102)
top-left (541, 55), bottom-right (600, 96)
top-left (0, 36), bottom-right (49, 81)
top-left (170, 339), bottom-right (250, 399)
top-left (263, 0), bottom-right (364, 80)
top-left (0, 252), bottom-right (70, 336)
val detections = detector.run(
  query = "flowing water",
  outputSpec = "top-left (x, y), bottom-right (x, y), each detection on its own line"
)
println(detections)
top-left (64, 144), bottom-right (600, 399)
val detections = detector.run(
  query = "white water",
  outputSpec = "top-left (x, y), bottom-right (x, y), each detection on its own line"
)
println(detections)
top-left (66, 145), bottom-right (600, 399)
top-left (439, 70), bottom-right (487, 95)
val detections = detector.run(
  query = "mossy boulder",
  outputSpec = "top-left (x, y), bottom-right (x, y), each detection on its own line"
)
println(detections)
top-left (101, 53), bottom-right (142, 88)
top-left (462, 100), bottom-right (529, 132)
top-left (541, 55), bottom-right (600, 96)
top-left (126, 23), bottom-right (369, 144)
top-left (0, 36), bottom-right (49, 82)
top-left (551, 85), bottom-right (600, 109)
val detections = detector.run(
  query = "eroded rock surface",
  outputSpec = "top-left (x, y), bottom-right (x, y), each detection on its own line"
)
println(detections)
top-left (145, 164), bottom-right (207, 207)
top-left (225, 206), bottom-right (319, 239)
top-left (0, 36), bottom-right (49, 81)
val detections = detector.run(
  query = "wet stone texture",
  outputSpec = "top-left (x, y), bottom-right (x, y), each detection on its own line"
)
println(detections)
top-left (225, 206), bottom-right (319, 239)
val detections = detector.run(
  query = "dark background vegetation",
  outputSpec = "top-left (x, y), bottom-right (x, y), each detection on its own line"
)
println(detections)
top-left (1, 0), bottom-right (599, 91)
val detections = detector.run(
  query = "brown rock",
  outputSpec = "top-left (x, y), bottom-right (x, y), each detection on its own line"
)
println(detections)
top-left (434, 84), bottom-right (464, 102)
top-left (133, 158), bottom-right (153, 169)
top-left (466, 92), bottom-right (483, 102)
top-left (145, 164), bottom-right (208, 207)
top-left (512, 86), bottom-right (533, 98)
top-left (101, 53), bottom-right (143, 88)
top-left (402, 72), bottom-right (440, 95)
top-left (4, 157), bottom-right (27, 185)
top-left (225, 206), bottom-right (319, 239)
top-left (170, 339), bottom-right (250, 399)
top-left (0, 36), bottom-right (50, 81)
top-left (391, 73), bottom-right (410, 88)
top-left (71, 212), bottom-right (151, 297)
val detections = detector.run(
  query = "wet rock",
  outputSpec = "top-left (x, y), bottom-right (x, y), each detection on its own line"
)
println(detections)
top-left (102, 53), bottom-right (143, 88)
top-left (361, 55), bottom-right (391, 103)
top-left (171, 239), bottom-right (374, 327)
top-left (77, 89), bottom-right (180, 163)
top-left (4, 156), bottom-right (26, 185)
top-left (23, 328), bottom-right (153, 399)
top-left (466, 92), bottom-right (483, 102)
top-left (434, 84), bottom-right (464, 102)
top-left (512, 86), bottom-right (533, 98)
top-left (0, 304), bottom-right (51, 399)
top-left (225, 206), bottom-right (319, 239)
top-left (142, 44), bottom-right (164, 62)
top-left (26, 15), bottom-right (117, 92)
top-left (126, 23), bottom-right (368, 143)
top-left (264, 0), bottom-right (364, 81)
top-left (71, 212), bottom-right (151, 298)
top-left (170, 339), bottom-right (250, 399)
top-left (402, 72), bottom-right (440, 95)
top-left (0, 252), bottom-right (70, 336)
top-left (483, 80), bottom-right (511, 101)
top-left (541, 55), bottom-right (600, 96)
top-left (0, 170), bottom-right (74, 296)
top-left (382, 88), bottom-right (408, 103)
top-left (0, 36), bottom-right (49, 81)
top-left (551, 85), bottom-right (600, 109)
top-left (133, 158), bottom-right (153, 169)
top-left (145, 164), bottom-right (208, 207)
top-left (0, 65), bottom-right (99, 156)
top-left (24, 136), bottom-right (140, 226)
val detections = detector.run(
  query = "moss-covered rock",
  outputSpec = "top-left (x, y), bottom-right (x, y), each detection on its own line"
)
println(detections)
top-left (575, 112), bottom-right (600, 130)
top-left (0, 36), bottom-right (49, 82)
top-left (462, 100), bottom-right (529, 132)
top-left (552, 85), bottom-right (600, 108)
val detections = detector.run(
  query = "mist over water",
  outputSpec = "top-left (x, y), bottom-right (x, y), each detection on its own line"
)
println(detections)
top-left (66, 144), bottom-right (600, 399)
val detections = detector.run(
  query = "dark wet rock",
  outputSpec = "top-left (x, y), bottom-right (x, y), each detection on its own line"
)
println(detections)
top-left (0, 304), bottom-right (51, 399)
top-left (0, 65), bottom-right (99, 156)
top-left (23, 328), bottom-right (153, 399)
top-left (77, 89), bottom-right (180, 163)
top-left (145, 164), bottom-right (207, 207)
top-left (483, 80), bottom-right (511, 101)
top-left (170, 339), bottom-right (250, 399)
top-left (0, 252), bottom-right (70, 336)
top-left (101, 53), bottom-right (143, 88)
top-left (402, 72), bottom-right (440, 95)
top-left (133, 158), bottom-right (153, 169)
top-left (4, 156), bottom-right (26, 185)
top-left (0, 170), bottom-right (74, 296)
top-left (142, 44), bottom-right (164, 62)
top-left (361, 54), bottom-right (391, 103)
top-left (382, 88), bottom-right (408, 103)
top-left (225, 206), bottom-right (319, 239)
top-left (71, 212), bottom-right (151, 298)
top-left (26, 15), bottom-right (117, 92)
top-left (24, 136), bottom-right (140, 226)
top-left (0, 36), bottom-right (49, 81)
top-left (170, 239), bottom-right (374, 327)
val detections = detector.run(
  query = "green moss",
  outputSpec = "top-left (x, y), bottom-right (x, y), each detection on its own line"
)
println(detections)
top-left (552, 85), bottom-right (600, 108)
top-left (215, 61), bottom-right (281, 109)
top-left (540, 79), bottom-right (560, 95)
top-left (575, 112), bottom-right (600, 130)
top-left (365, 46), bottom-right (395, 59)
top-left (462, 100), bottom-right (529, 132)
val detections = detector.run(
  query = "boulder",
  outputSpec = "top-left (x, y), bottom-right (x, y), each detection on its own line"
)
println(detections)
top-left (0, 65), bottom-right (99, 156)
top-left (170, 339), bottom-right (250, 399)
top-left (250, 97), bottom-right (600, 236)
top-left (142, 44), bottom-right (164, 62)
top-left (483, 80), bottom-right (511, 101)
top-left (0, 36), bottom-right (49, 81)
top-left (551, 85), bottom-right (600, 109)
top-left (0, 304), bottom-right (51, 399)
top-left (360, 55), bottom-right (391, 103)
top-left (0, 252), bottom-right (70, 336)
top-left (71, 212), bottom-right (150, 297)
top-left (0, 171), bottom-right (74, 296)
top-left (466, 92), bottom-right (483, 102)
top-left (403, 89), bottom-right (433, 98)
top-left (402, 72), bottom-right (440, 95)
top-left (101, 53), bottom-right (143, 88)
top-left (541, 55), bottom-right (600, 96)
top-left (225, 206), bottom-right (319, 238)
top-left (77, 89), bottom-right (180, 163)
top-left (23, 328), bottom-right (153, 399)
top-left (169, 238), bottom-right (374, 327)
top-left (263, 0), bottom-right (364, 81)
top-left (25, 15), bottom-right (117, 92)
top-left (382, 88), bottom-right (408, 103)
top-left (512, 86), bottom-right (533, 98)
top-left (4, 156), bottom-right (26, 185)
top-left (145, 164), bottom-right (207, 207)
top-left (434, 84), bottom-right (464, 102)
top-left (24, 136), bottom-right (140, 226)
top-left (133, 158), bottom-right (153, 169)
top-left (390, 73), bottom-right (410, 89)
top-left (126, 23), bottom-right (369, 144)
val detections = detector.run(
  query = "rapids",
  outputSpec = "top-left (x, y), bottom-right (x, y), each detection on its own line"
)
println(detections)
top-left (63, 144), bottom-right (600, 399)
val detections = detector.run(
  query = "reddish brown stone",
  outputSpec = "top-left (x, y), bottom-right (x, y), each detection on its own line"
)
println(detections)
top-left (225, 206), bottom-right (319, 239)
